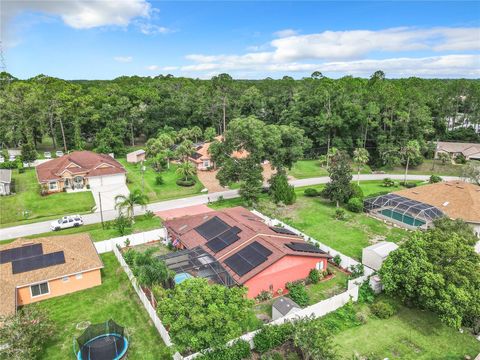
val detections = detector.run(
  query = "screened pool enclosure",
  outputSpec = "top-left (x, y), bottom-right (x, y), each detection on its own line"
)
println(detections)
top-left (364, 194), bottom-right (444, 229)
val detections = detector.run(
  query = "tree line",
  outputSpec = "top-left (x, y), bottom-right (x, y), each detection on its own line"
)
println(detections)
top-left (1, 71), bottom-right (479, 167)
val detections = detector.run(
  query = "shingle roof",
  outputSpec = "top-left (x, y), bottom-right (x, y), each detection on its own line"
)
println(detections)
top-left (394, 181), bottom-right (480, 223)
top-left (0, 169), bottom-right (11, 184)
top-left (164, 207), bottom-right (331, 284)
top-left (0, 234), bottom-right (103, 316)
top-left (36, 151), bottom-right (125, 182)
top-left (437, 141), bottom-right (480, 156)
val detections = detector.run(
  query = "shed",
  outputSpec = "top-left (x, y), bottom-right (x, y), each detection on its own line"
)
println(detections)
top-left (126, 149), bottom-right (146, 163)
top-left (362, 242), bottom-right (399, 271)
top-left (0, 169), bottom-right (12, 195)
top-left (272, 296), bottom-right (301, 320)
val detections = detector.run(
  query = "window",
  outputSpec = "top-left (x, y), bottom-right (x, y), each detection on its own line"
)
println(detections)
top-left (203, 160), bottom-right (210, 167)
top-left (62, 276), bottom-right (69, 282)
top-left (31, 282), bottom-right (49, 297)
top-left (316, 261), bottom-right (325, 271)
top-left (75, 273), bottom-right (83, 280)
top-left (49, 182), bottom-right (58, 190)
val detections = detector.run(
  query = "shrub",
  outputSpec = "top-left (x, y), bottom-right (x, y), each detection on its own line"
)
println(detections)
top-left (304, 188), bottom-right (319, 197)
top-left (349, 183), bottom-right (364, 200)
top-left (176, 178), bottom-right (196, 187)
top-left (114, 214), bottom-right (132, 235)
top-left (253, 323), bottom-right (294, 353)
top-left (348, 264), bottom-right (365, 279)
top-left (332, 254), bottom-right (342, 266)
top-left (308, 269), bottom-right (320, 284)
top-left (286, 282), bottom-right (309, 307)
top-left (400, 181), bottom-right (417, 188)
top-left (455, 153), bottom-right (467, 164)
top-left (0, 160), bottom-right (19, 169)
top-left (334, 208), bottom-right (346, 220)
top-left (256, 290), bottom-right (273, 302)
top-left (269, 173), bottom-right (296, 205)
top-left (144, 210), bottom-right (155, 219)
top-left (260, 352), bottom-right (284, 360)
top-left (366, 190), bottom-right (390, 198)
top-left (347, 197), bottom-right (363, 213)
top-left (371, 301), bottom-right (396, 319)
top-left (382, 177), bottom-right (395, 187)
top-left (429, 174), bottom-right (443, 183)
top-left (155, 174), bottom-right (164, 185)
top-left (358, 282), bottom-right (375, 304)
top-left (198, 340), bottom-right (251, 360)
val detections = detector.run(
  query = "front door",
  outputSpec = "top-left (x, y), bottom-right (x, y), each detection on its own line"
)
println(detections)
top-left (73, 176), bottom-right (84, 189)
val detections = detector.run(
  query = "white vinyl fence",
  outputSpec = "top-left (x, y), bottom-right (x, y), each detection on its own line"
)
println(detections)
top-left (95, 228), bottom-right (167, 254)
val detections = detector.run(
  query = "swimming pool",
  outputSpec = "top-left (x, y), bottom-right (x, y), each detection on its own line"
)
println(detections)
top-left (380, 209), bottom-right (425, 227)
top-left (174, 272), bottom-right (193, 284)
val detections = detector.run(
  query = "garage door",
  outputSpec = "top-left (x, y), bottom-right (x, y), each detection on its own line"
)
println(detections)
top-left (88, 174), bottom-right (126, 187)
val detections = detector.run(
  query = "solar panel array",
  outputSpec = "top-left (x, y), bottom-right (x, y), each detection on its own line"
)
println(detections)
top-left (195, 216), bottom-right (230, 240)
top-left (0, 243), bottom-right (43, 264)
top-left (269, 226), bottom-right (296, 236)
top-left (286, 242), bottom-right (325, 254)
top-left (12, 251), bottom-right (66, 274)
top-left (206, 226), bottom-right (241, 253)
top-left (224, 241), bottom-right (273, 276)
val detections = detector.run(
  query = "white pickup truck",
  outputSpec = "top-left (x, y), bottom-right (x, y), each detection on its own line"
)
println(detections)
top-left (51, 215), bottom-right (84, 231)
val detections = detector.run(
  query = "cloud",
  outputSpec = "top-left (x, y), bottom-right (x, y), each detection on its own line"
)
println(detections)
top-left (146, 65), bottom-right (159, 71)
top-left (114, 56), bottom-right (133, 63)
top-left (136, 22), bottom-right (173, 35)
top-left (274, 29), bottom-right (299, 38)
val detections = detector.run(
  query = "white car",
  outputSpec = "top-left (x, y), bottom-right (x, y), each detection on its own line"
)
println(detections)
top-left (55, 150), bottom-right (64, 157)
top-left (44, 151), bottom-right (52, 159)
top-left (51, 215), bottom-right (84, 231)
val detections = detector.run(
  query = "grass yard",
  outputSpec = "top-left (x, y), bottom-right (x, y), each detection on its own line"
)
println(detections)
top-left (34, 252), bottom-right (172, 359)
top-left (0, 169), bottom-right (95, 228)
top-left (120, 160), bottom-right (205, 202)
top-left (379, 158), bottom-right (470, 177)
top-left (306, 266), bottom-right (349, 305)
top-left (334, 300), bottom-right (480, 359)
top-left (288, 159), bottom-right (372, 179)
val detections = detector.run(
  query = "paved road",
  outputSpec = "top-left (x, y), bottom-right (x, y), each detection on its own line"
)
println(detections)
top-left (0, 174), bottom-right (462, 241)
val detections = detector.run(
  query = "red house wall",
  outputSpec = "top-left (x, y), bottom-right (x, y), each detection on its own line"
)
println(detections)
top-left (243, 255), bottom-right (327, 299)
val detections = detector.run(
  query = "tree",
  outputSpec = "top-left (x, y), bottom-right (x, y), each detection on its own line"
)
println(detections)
top-left (114, 189), bottom-right (148, 218)
top-left (204, 127), bottom-right (217, 142)
top-left (176, 161), bottom-right (196, 182)
top-left (462, 162), bottom-right (480, 185)
top-left (269, 171), bottom-right (296, 205)
top-left (190, 126), bottom-right (203, 143)
top-left (156, 278), bottom-right (255, 353)
top-left (380, 221), bottom-right (480, 329)
top-left (401, 140), bottom-right (421, 184)
top-left (324, 151), bottom-right (353, 207)
top-left (175, 139), bottom-right (195, 161)
top-left (238, 160), bottom-right (263, 205)
top-left (21, 137), bottom-right (37, 163)
top-left (0, 307), bottom-right (55, 360)
top-left (292, 317), bottom-right (338, 360)
top-left (437, 152), bottom-right (450, 165)
top-left (353, 147), bottom-right (369, 185)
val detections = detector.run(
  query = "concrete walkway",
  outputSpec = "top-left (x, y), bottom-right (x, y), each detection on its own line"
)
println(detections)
top-left (0, 174), bottom-right (462, 241)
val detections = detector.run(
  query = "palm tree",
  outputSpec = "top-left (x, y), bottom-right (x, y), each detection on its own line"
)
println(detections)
top-left (401, 140), bottom-right (421, 184)
top-left (115, 189), bottom-right (148, 218)
top-left (175, 140), bottom-right (195, 161)
top-left (353, 147), bottom-right (369, 185)
top-left (176, 161), bottom-right (197, 181)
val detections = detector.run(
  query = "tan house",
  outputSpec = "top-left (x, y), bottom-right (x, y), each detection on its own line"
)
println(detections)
top-left (0, 234), bottom-right (103, 317)
top-left (435, 141), bottom-right (480, 161)
top-left (36, 151), bottom-right (126, 194)
top-left (126, 149), bottom-right (146, 164)
top-left (189, 136), bottom-right (249, 171)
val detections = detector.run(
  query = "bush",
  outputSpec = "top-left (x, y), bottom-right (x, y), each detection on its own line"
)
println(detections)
top-left (347, 197), bottom-right (363, 213)
top-left (400, 181), bottom-right (417, 188)
top-left (198, 340), bottom-right (251, 360)
top-left (155, 174), bottom-right (164, 185)
top-left (144, 210), bottom-right (155, 219)
top-left (332, 254), bottom-right (342, 266)
top-left (286, 282), bottom-right (309, 307)
top-left (114, 214), bottom-right (132, 235)
top-left (253, 322), bottom-right (294, 353)
top-left (349, 183), bottom-right (364, 200)
top-left (176, 178), bottom-right (196, 187)
top-left (382, 177), bottom-right (395, 187)
top-left (348, 264), bottom-right (365, 279)
top-left (256, 290), bottom-right (273, 302)
top-left (308, 268), bottom-right (320, 284)
top-left (366, 190), bottom-right (391, 198)
top-left (269, 173), bottom-right (296, 205)
top-left (304, 188), bottom-right (319, 197)
top-left (429, 174), bottom-right (443, 183)
top-left (455, 153), bottom-right (467, 164)
top-left (358, 282), bottom-right (375, 304)
top-left (334, 208), bottom-right (346, 220)
top-left (371, 301), bottom-right (396, 319)
top-left (0, 160), bottom-right (19, 169)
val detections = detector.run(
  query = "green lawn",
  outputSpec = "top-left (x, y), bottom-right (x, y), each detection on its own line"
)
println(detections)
top-left (334, 300), bottom-right (480, 359)
top-left (379, 159), bottom-right (469, 177)
top-left (0, 169), bottom-right (95, 228)
top-left (306, 266), bottom-right (349, 305)
top-left (288, 159), bottom-right (372, 179)
top-left (34, 252), bottom-right (172, 359)
top-left (120, 159), bottom-right (205, 202)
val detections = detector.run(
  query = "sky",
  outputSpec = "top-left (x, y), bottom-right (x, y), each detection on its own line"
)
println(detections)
top-left (2, 1), bottom-right (480, 80)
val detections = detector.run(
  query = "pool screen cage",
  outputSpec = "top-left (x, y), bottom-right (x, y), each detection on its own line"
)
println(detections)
top-left (364, 193), bottom-right (444, 226)
top-left (158, 246), bottom-right (236, 287)
top-left (74, 319), bottom-right (126, 360)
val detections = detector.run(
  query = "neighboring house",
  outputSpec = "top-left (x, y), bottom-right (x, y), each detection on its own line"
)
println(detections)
top-left (126, 149), bottom-right (146, 164)
top-left (362, 242), bottom-right (399, 271)
top-left (272, 296), bottom-right (301, 320)
top-left (394, 181), bottom-right (480, 237)
top-left (36, 151), bottom-right (126, 194)
top-left (163, 206), bottom-right (331, 298)
top-left (0, 169), bottom-right (12, 195)
top-left (7, 149), bottom-right (21, 161)
top-left (0, 234), bottom-right (103, 317)
top-left (435, 141), bottom-right (480, 161)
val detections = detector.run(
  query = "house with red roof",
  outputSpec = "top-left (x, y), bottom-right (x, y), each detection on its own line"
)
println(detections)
top-left (162, 207), bottom-right (331, 298)
top-left (36, 151), bottom-right (126, 194)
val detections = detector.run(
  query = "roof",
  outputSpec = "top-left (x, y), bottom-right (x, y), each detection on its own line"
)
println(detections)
top-left (36, 151), bottom-right (125, 183)
top-left (0, 169), bottom-right (11, 183)
top-left (0, 234), bottom-right (103, 316)
top-left (189, 135), bottom-right (249, 163)
top-left (164, 207), bottom-right (331, 285)
top-left (437, 141), bottom-right (480, 156)
top-left (127, 149), bottom-right (145, 156)
top-left (272, 296), bottom-right (301, 315)
top-left (363, 242), bottom-right (399, 259)
top-left (394, 181), bottom-right (480, 223)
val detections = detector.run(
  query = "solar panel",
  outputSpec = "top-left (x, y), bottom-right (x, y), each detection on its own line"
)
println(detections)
top-left (224, 241), bottom-right (272, 276)
top-left (249, 241), bottom-right (273, 258)
top-left (0, 244), bottom-right (43, 264)
top-left (269, 226), bottom-right (296, 236)
top-left (12, 251), bottom-right (65, 274)
top-left (286, 242), bottom-right (325, 254)
top-left (195, 216), bottom-right (230, 240)
top-left (206, 226), bottom-right (241, 253)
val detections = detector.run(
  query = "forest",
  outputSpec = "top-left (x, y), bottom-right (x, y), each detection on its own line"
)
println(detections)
top-left (1, 71), bottom-right (479, 167)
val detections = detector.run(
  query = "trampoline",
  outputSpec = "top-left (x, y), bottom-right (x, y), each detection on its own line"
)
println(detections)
top-left (74, 320), bottom-right (128, 360)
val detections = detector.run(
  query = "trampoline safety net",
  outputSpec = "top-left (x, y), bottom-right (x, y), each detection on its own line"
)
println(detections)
top-left (76, 319), bottom-right (125, 360)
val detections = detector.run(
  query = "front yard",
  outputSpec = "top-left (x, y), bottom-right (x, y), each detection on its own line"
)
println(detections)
top-left (288, 159), bottom-right (372, 179)
top-left (0, 169), bottom-right (95, 227)
top-left (34, 252), bottom-right (171, 359)
top-left (120, 159), bottom-right (205, 202)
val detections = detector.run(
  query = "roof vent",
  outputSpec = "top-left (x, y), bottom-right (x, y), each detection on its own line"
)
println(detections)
top-left (442, 201), bottom-right (449, 207)
top-left (179, 224), bottom-right (188, 231)
top-left (412, 191), bottom-right (419, 195)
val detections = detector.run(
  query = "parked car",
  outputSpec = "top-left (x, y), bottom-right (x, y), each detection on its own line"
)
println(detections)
top-left (0, 156), bottom-right (4, 163)
top-left (55, 150), bottom-right (64, 157)
top-left (9, 155), bottom-right (16, 161)
top-left (51, 215), bottom-right (84, 231)
top-left (44, 151), bottom-right (52, 159)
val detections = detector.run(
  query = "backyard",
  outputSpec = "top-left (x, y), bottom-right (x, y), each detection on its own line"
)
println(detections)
top-left (0, 168), bottom-right (95, 228)
top-left (120, 159), bottom-right (205, 202)
top-left (33, 252), bottom-right (171, 360)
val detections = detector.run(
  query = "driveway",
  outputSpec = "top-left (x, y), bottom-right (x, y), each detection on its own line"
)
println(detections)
top-left (89, 184), bottom-right (130, 212)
